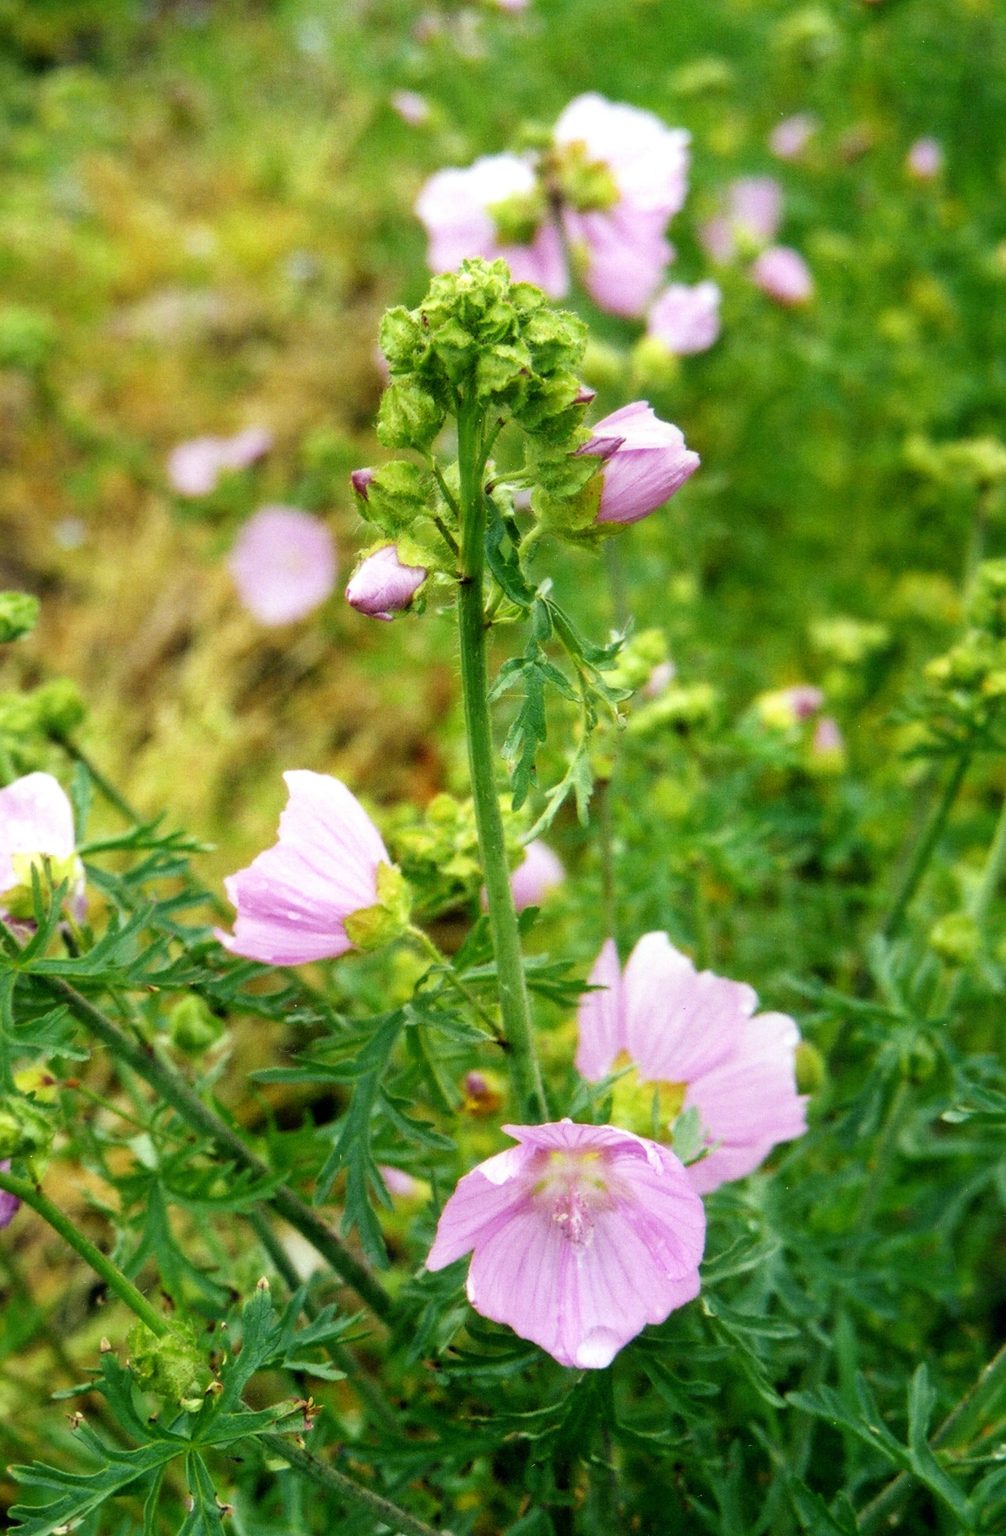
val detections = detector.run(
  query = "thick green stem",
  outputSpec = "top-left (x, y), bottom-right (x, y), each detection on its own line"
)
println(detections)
top-left (261, 1434), bottom-right (449, 1536)
top-left (455, 402), bottom-right (547, 1122)
top-left (0, 1168), bottom-right (169, 1338)
top-left (880, 750), bottom-right (972, 941)
top-left (1, 949), bottom-right (393, 1323)
top-left (857, 1340), bottom-right (1006, 1532)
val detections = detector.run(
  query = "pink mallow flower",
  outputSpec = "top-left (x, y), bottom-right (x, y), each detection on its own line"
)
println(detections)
top-left (167, 427), bottom-right (272, 497)
top-left (346, 544), bottom-right (426, 621)
top-left (415, 153), bottom-right (567, 296)
top-left (510, 840), bottom-right (565, 910)
top-left (390, 90), bottom-right (430, 126)
top-left (750, 245), bottom-right (814, 307)
top-left (0, 772), bottom-right (85, 919)
top-left (576, 933), bottom-right (807, 1195)
top-left (647, 281), bottom-right (722, 356)
top-left (0, 1161), bottom-right (19, 1229)
top-left (427, 1118), bottom-right (705, 1369)
top-left (700, 176), bottom-right (782, 265)
top-left (552, 93), bottom-right (690, 317)
top-left (217, 771), bottom-right (390, 964)
top-left (579, 402), bottom-right (699, 526)
top-left (228, 506), bottom-right (336, 626)
top-left (769, 113), bottom-right (818, 161)
top-left (906, 137), bottom-right (943, 181)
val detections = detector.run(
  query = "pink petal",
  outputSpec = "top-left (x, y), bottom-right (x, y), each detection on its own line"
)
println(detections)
top-left (575, 938), bottom-right (626, 1081)
top-left (228, 507), bottom-right (337, 626)
top-left (623, 932), bottom-right (757, 1084)
top-left (0, 773), bottom-right (76, 891)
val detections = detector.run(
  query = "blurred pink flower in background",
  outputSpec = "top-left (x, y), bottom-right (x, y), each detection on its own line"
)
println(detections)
top-left (218, 771), bottom-right (389, 965)
top-left (415, 153), bottom-right (567, 295)
top-left (643, 658), bottom-right (677, 699)
top-left (509, 840), bottom-right (565, 910)
top-left (579, 401), bottom-right (700, 525)
top-left (167, 427), bottom-right (272, 497)
top-left (769, 113), bottom-right (819, 160)
top-left (647, 280), bottom-right (722, 356)
top-left (906, 136), bottom-right (943, 181)
top-left (228, 506), bottom-right (336, 625)
top-left (390, 90), bottom-right (430, 126)
top-left (576, 933), bottom-right (807, 1194)
top-left (0, 1162), bottom-right (19, 1229)
top-left (426, 1118), bottom-right (705, 1368)
top-left (701, 176), bottom-right (782, 264)
top-left (750, 245), bottom-right (814, 306)
top-left (553, 93), bottom-right (690, 316)
top-left (0, 771), bottom-right (85, 919)
top-left (346, 544), bottom-right (427, 621)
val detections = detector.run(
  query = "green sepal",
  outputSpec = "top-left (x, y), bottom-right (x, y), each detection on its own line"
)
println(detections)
top-left (343, 862), bottom-right (412, 951)
top-left (0, 1092), bottom-right (56, 1159)
top-left (377, 381), bottom-right (445, 451)
top-left (358, 460), bottom-right (435, 537)
top-left (127, 1319), bottom-right (212, 1411)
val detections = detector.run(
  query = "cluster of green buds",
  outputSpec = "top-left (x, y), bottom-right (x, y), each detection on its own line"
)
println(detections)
top-left (905, 433), bottom-right (1006, 494)
top-left (386, 792), bottom-right (526, 917)
top-left (0, 1089), bottom-right (56, 1161)
top-left (0, 591), bottom-right (40, 645)
top-left (924, 560), bottom-right (1006, 725)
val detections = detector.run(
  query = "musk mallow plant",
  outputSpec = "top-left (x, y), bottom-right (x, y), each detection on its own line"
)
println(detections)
top-left (6, 265), bottom-right (1006, 1534)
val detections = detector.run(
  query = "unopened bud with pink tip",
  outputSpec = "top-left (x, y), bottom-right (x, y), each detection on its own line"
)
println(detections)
top-left (346, 544), bottom-right (427, 621)
top-left (579, 401), bottom-right (700, 526)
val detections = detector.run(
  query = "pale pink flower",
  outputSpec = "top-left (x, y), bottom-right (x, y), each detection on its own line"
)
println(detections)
top-left (700, 177), bottom-right (782, 264)
top-left (390, 90), bottom-right (430, 126)
top-left (579, 402), bottom-right (699, 526)
top-left (750, 245), bottom-right (813, 306)
top-left (0, 1161), bottom-right (19, 1229)
top-left (906, 137), bottom-right (943, 181)
top-left (345, 544), bottom-right (426, 621)
top-left (509, 840), bottom-right (565, 910)
top-left (0, 772), bottom-right (84, 918)
top-left (553, 93), bottom-right (690, 317)
top-left (415, 153), bottom-right (567, 295)
top-left (769, 113), bottom-right (818, 161)
top-left (380, 1165), bottom-right (422, 1200)
top-left (228, 506), bottom-right (336, 626)
top-left (427, 1118), bottom-right (705, 1368)
top-left (647, 281), bottom-right (722, 356)
top-left (813, 716), bottom-right (843, 753)
top-left (167, 427), bottom-right (272, 497)
top-left (217, 771), bottom-right (390, 965)
top-left (643, 659), bottom-right (677, 699)
top-left (494, 0), bottom-right (530, 10)
top-left (576, 934), bottom-right (807, 1195)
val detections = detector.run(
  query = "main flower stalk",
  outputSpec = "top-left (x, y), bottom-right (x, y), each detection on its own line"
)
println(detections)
top-left (456, 400), bottom-right (548, 1121)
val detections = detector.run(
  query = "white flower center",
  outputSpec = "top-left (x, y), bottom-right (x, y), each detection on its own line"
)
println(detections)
top-left (533, 1149), bottom-right (611, 1249)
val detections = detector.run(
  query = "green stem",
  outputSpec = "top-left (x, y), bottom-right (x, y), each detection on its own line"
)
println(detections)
top-left (858, 1340), bottom-right (1006, 1533)
top-left (968, 787), bottom-right (1006, 928)
top-left (261, 1434), bottom-right (449, 1536)
top-left (0, 1168), bottom-right (168, 1338)
top-left (408, 925), bottom-right (503, 1041)
top-left (0, 942), bottom-right (393, 1323)
top-left (247, 1210), bottom-right (398, 1434)
top-left (880, 750), bottom-right (972, 941)
top-left (0, 1172), bottom-right (439, 1535)
top-left (53, 734), bottom-right (140, 823)
top-left (455, 402), bottom-right (547, 1122)
top-left (595, 777), bottom-right (618, 942)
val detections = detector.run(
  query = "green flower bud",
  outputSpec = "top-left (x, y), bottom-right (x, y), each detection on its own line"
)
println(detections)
top-left (168, 996), bottom-right (225, 1055)
top-left (794, 1041), bottom-right (827, 1095)
top-left (0, 592), bottom-right (40, 644)
top-left (0, 1094), bottom-right (55, 1160)
top-left (809, 616), bottom-right (890, 666)
top-left (354, 460), bottom-right (435, 538)
top-left (0, 692), bottom-right (39, 737)
top-left (627, 682), bottom-right (719, 736)
top-left (31, 678), bottom-right (87, 736)
top-left (968, 559), bottom-right (1006, 636)
top-left (377, 381), bottom-right (445, 452)
top-left (928, 912), bottom-right (981, 967)
top-left (487, 187), bottom-right (549, 246)
top-left (128, 1321), bottom-right (211, 1411)
top-left (629, 335), bottom-right (681, 394)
